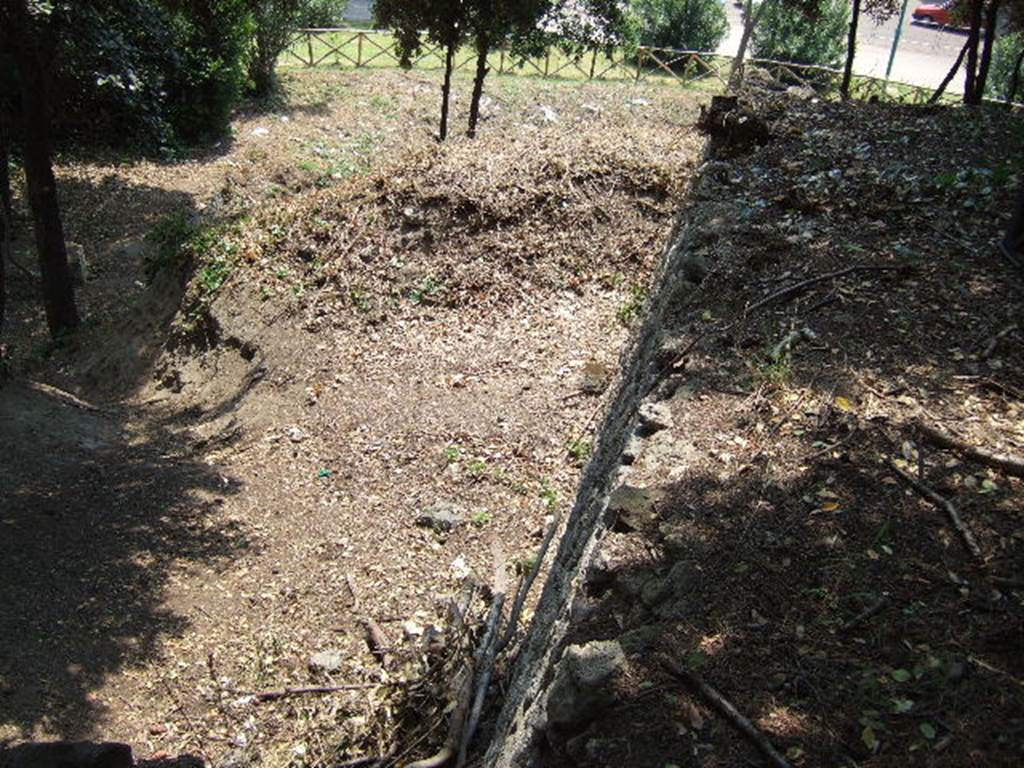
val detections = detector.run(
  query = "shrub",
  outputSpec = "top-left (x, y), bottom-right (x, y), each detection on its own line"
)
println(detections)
top-left (985, 32), bottom-right (1024, 102)
top-left (633, 0), bottom-right (729, 52)
top-left (751, 0), bottom-right (850, 68)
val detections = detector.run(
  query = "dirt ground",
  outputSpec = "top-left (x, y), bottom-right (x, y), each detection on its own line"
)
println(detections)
top-left (0, 67), bottom-right (703, 766)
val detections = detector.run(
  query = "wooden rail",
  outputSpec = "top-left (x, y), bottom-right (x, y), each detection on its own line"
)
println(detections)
top-left (283, 28), bottom-right (1021, 108)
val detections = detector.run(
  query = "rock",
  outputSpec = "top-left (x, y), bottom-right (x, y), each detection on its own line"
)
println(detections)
top-left (308, 649), bottom-right (345, 673)
top-left (286, 426), bottom-right (306, 443)
top-left (619, 624), bottom-right (663, 656)
top-left (641, 575), bottom-right (672, 608)
top-left (416, 502), bottom-right (466, 532)
top-left (579, 360), bottom-right (611, 395)
top-left (66, 242), bottom-right (88, 284)
top-left (638, 401), bottom-right (673, 432)
top-left (2, 742), bottom-right (133, 768)
top-left (620, 435), bottom-right (642, 465)
top-left (538, 105), bottom-right (558, 123)
top-left (584, 550), bottom-right (614, 591)
top-left (613, 569), bottom-right (655, 600)
top-left (547, 640), bottom-right (627, 728)
top-left (607, 485), bottom-right (661, 532)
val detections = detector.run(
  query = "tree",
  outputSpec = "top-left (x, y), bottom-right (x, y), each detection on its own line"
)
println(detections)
top-left (376, 0), bottom-right (467, 141)
top-left (248, 0), bottom-right (303, 97)
top-left (633, 0), bottom-right (729, 51)
top-left (1004, 184), bottom-right (1024, 267)
top-left (841, 0), bottom-right (898, 99)
top-left (752, 0), bottom-right (850, 68)
top-left (0, 0), bottom-right (80, 338)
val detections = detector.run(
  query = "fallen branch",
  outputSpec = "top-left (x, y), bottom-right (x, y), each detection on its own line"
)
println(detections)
top-left (242, 682), bottom-right (390, 703)
top-left (659, 654), bottom-right (793, 768)
top-left (841, 594), bottom-right (889, 632)
top-left (887, 460), bottom-right (984, 561)
top-left (673, 264), bottom-right (907, 366)
top-left (28, 380), bottom-right (103, 413)
top-left (361, 618), bottom-right (390, 665)
top-left (456, 592), bottom-right (506, 768)
top-left (405, 671), bottom-right (472, 768)
top-left (338, 755), bottom-right (386, 768)
top-left (917, 422), bottom-right (1024, 478)
top-left (980, 323), bottom-right (1019, 360)
top-left (497, 511), bottom-right (563, 654)
top-left (743, 264), bottom-right (908, 319)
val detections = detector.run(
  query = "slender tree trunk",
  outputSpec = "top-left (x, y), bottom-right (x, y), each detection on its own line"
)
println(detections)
top-left (974, 0), bottom-right (1001, 100)
top-left (15, 19), bottom-right (79, 336)
top-left (841, 0), bottom-right (863, 99)
top-left (963, 0), bottom-right (984, 104)
top-left (1002, 184), bottom-right (1024, 266)
top-left (729, 0), bottom-right (769, 89)
top-left (1008, 45), bottom-right (1024, 102)
top-left (930, 37), bottom-right (971, 103)
top-left (0, 123), bottom-right (8, 338)
top-left (467, 32), bottom-right (490, 138)
top-left (439, 40), bottom-right (456, 141)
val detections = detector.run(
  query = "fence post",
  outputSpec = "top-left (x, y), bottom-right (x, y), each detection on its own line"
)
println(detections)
top-left (357, 32), bottom-right (364, 67)
top-left (544, 50), bottom-right (550, 77)
top-left (307, 33), bottom-right (314, 67)
top-left (636, 48), bottom-right (645, 82)
top-left (589, 48), bottom-right (598, 79)
top-left (499, 49), bottom-right (505, 75)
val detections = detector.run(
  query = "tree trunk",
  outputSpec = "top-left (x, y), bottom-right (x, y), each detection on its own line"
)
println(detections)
top-left (930, 37), bottom-right (971, 103)
top-left (439, 40), bottom-right (456, 141)
top-left (1008, 45), bottom-right (1024, 102)
top-left (0, 126), bottom-right (8, 339)
top-left (15, 19), bottom-right (79, 337)
top-left (467, 32), bottom-right (490, 138)
top-left (1003, 184), bottom-right (1024, 266)
top-left (963, 0), bottom-right (984, 104)
top-left (841, 0), bottom-right (863, 99)
top-left (973, 0), bottom-right (1001, 100)
top-left (729, 0), bottom-right (770, 89)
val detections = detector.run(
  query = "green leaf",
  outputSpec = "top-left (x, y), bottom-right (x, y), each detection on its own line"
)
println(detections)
top-left (861, 725), bottom-right (879, 751)
top-left (890, 697), bottom-right (914, 713)
top-left (891, 668), bottom-right (912, 682)
top-left (919, 722), bottom-right (937, 740)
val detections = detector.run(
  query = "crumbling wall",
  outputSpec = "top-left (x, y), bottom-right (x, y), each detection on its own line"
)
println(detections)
top-left (484, 214), bottom-right (700, 766)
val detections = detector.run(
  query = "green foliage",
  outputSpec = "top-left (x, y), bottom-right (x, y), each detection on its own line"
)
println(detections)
top-left (247, 1), bottom-right (349, 97)
top-left (985, 32), bottom-right (1024, 102)
top-left (633, 0), bottom-right (729, 51)
top-left (296, 0), bottom-right (350, 26)
top-left (751, 0), bottom-right (850, 67)
top-left (163, 0), bottom-right (252, 142)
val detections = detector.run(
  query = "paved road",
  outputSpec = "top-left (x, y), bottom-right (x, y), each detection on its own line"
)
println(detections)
top-left (716, 1), bottom-right (967, 92)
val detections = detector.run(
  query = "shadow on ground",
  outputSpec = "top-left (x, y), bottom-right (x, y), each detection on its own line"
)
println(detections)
top-left (0, 379), bottom-right (250, 741)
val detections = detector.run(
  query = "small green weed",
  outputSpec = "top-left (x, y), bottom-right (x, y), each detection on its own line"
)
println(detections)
top-left (471, 510), bottom-right (493, 527)
top-left (410, 276), bottom-right (444, 305)
top-left (567, 437), bottom-right (592, 464)
top-left (444, 444), bottom-right (463, 464)
top-left (467, 457), bottom-right (488, 478)
top-left (616, 284), bottom-right (647, 326)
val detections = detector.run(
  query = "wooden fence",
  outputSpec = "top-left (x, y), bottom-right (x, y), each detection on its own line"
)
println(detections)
top-left (283, 28), bottom-right (1017, 107)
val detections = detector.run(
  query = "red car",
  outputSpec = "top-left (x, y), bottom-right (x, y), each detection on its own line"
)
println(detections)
top-left (912, 1), bottom-right (957, 26)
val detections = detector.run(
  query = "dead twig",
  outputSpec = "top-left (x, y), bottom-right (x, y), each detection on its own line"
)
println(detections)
top-left (404, 671), bottom-right (472, 768)
top-left (338, 755), bottom-right (388, 768)
top-left (659, 654), bottom-right (793, 768)
top-left (457, 545), bottom-right (510, 768)
top-left (242, 682), bottom-right (393, 702)
top-left (916, 422), bottom-right (1024, 478)
top-left (841, 594), bottom-right (889, 632)
top-left (361, 618), bottom-right (390, 664)
top-left (887, 460), bottom-right (984, 562)
top-left (673, 264), bottom-right (907, 366)
top-left (979, 322), bottom-right (1019, 360)
top-left (497, 511), bottom-right (563, 654)
top-left (743, 264), bottom-right (908, 319)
